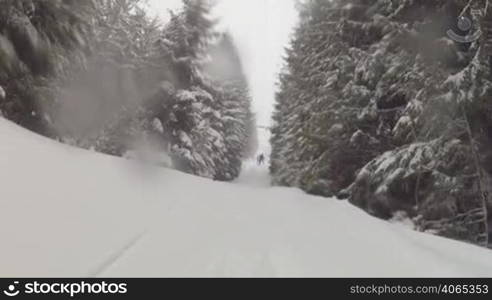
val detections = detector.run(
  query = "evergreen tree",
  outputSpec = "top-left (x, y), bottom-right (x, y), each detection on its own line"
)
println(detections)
top-left (271, 0), bottom-right (491, 246)
top-left (272, 0), bottom-right (384, 195)
top-left (96, 0), bottom-right (255, 181)
top-left (0, 0), bottom-right (255, 182)
top-left (154, 10), bottom-right (254, 180)
top-left (0, 0), bottom-right (95, 134)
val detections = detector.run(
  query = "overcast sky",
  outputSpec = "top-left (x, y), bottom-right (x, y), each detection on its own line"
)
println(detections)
top-left (147, 0), bottom-right (299, 126)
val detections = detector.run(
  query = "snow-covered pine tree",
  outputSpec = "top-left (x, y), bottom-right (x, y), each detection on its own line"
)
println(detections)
top-left (205, 32), bottom-right (257, 179)
top-left (128, 1), bottom-right (255, 181)
top-left (272, 0), bottom-right (492, 246)
top-left (272, 0), bottom-right (387, 196)
top-left (0, 0), bottom-right (254, 182)
top-left (0, 0), bottom-right (95, 134)
top-left (53, 0), bottom-right (164, 152)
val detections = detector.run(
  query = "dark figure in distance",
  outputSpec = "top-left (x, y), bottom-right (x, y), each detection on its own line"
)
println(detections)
top-left (257, 154), bottom-right (265, 166)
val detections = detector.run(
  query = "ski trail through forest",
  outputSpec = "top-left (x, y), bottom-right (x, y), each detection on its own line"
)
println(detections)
top-left (2, 118), bottom-right (492, 277)
top-left (3, 0), bottom-right (492, 278)
top-left (234, 127), bottom-right (272, 187)
top-left (234, 160), bottom-right (271, 188)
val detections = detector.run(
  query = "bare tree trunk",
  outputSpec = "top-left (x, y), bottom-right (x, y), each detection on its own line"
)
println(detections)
top-left (461, 104), bottom-right (489, 247)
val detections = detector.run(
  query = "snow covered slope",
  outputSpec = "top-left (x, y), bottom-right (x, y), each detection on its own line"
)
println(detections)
top-left (1, 119), bottom-right (492, 277)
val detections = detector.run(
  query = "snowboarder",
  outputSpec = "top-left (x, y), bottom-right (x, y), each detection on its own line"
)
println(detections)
top-left (257, 153), bottom-right (265, 166)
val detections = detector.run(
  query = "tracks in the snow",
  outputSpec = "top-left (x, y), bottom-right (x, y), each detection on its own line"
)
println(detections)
top-left (88, 231), bottom-right (147, 277)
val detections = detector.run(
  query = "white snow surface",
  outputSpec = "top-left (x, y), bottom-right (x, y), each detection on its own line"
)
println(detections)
top-left (1, 118), bottom-right (492, 277)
